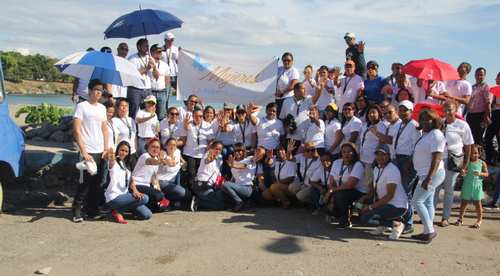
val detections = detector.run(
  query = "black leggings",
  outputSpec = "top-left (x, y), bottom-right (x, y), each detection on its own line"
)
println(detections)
top-left (136, 185), bottom-right (165, 211)
top-left (184, 155), bottom-right (201, 190)
top-left (485, 110), bottom-right (500, 163)
top-left (332, 189), bottom-right (365, 224)
top-left (467, 112), bottom-right (486, 146)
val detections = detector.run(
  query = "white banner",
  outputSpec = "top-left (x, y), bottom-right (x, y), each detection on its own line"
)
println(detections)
top-left (177, 49), bottom-right (278, 105)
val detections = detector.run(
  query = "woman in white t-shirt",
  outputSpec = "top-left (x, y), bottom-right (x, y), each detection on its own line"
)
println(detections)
top-left (275, 52), bottom-right (300, 115)
top-left (232, 105), bottom-right (257, 151)
top-left (289, 142), bottom-right (322, 205)
top-left (309, 153), bottom-right (333, 212)
top-left (135, 96), bottom-right (159, 156)
top-left (359, 105), bottom-right (387, 185)
top-left (157, 137), bottom-right (190, 205)
top-left (105, 141), bottom-right (152, 223)
top-left (338, 102), bottom-right (362, 148)
top-left (303, 65), bottom-right (317, 97)
top-left (263, 143), bottom-right (297, 208)
top-left (326, 142), bottom-right (365, 228)
top-left (222, 143), bottom-right (256, 211)
top-left (323, 103), bottom-right (342, 159)
top-left (160, 106), bottom-right (183, 147)
top-left (191, 141), bottom-right (225, 211)
top-left (411, 109), bottom-right (446, 243)
top-left (303, 106), bottom-right (325, 153)
top-left (315, 65), bottom-right (335, 114)
top-left (132, 138), bottom-right (171, 212)
top-left (113, 99), bottom-right (138, 157)
top-left (434, 101), bottom-right (473, 227)
top-left (359, 144), bottom-right (408, 240)
top-left (251, 102), bottom-right (284, 150)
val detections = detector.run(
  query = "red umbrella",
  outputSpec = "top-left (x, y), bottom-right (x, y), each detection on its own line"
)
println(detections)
top-left (412, 102), bottom-right (464, 121)
top-left (402, 58), bottom-right (459, 81)
top-left (490, 86), bottom-right (500, 98)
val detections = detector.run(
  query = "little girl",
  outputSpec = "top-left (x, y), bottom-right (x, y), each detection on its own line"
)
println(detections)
top-left (455, 145), bottom-right (488, 229)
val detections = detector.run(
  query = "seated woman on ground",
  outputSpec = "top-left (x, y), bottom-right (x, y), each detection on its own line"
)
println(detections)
top-left (261, 142), bottom-right (298, 208)
top-left (222, 143), bottom-right (256, 212)
top-left (358, 144), bottom-right (408, 240)
top-left (308, 153), bottom-right (333, 215)
top-left (132, 138), bottom-right (171, 212)
top-left (156, 137), bottom-right (191, 209)
top-left (105, 141), bottom-right (152, 224)
top-left (288, 142), bottom-right (322, 206)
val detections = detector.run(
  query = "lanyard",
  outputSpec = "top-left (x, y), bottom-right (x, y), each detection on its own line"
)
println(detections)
top-left (166, 48), bottom-right (172, 66)
top-left (394, 121), bottom-right (409, 151)
top-left (277, 161), bottom-right (286, 183)
top-left (323, 167), bottom-right (329, 186)
top-left (193, 123), bottom-right (202, 145)
top-left (107, 120), bottom-right (116, 145)
top-left (303, 158), bottom-right (315, 182)
top-left (168, 123), bottom-right (176, 139)
top-left (120, 118), bottom-right (133, 140)
top-left (239, 121), bottom-right (247, 145)
top-left (337, 163), bottom-right (349, 187)
top-left (117, 161), bottom-right (129, 189)
top-left (294, 97), bottom-right (302, 116)
top-left (342, 77), bottom-right (352, 95)
top-left (413, 132), bottom-right (427, 154)
top-left (373, 165), bottom-right (386, 202)
top-left (361, 125), bottom-right (371, 149)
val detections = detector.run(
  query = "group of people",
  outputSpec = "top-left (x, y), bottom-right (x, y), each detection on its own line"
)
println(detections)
top-left (71, 31), bottom-right (500, 244)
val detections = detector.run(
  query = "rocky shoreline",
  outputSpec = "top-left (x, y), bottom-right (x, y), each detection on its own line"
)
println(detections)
top-left (6, 80), bottom-right (72, 95)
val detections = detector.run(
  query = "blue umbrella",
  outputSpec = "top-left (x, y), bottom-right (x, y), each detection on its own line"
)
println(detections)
top-left (104, 8), bottom-right (183, 39)
top-left (54, 51), bottom-right (144, 87)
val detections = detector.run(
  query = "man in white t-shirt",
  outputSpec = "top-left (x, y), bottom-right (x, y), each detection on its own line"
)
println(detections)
top-left (72, 79), bottom-right (109, 223)
top-left (335, 59), bottom-right (364, 112)
top-left (149, 44), bottom-right (171, 121)
top-left (443, 62), bottom-right (472, 115)
top-left (110, 42), bottom-right (129, 100)
top-left (280, 82), bottom-right (318, 142)
top-left (162, 32), bottom-right (179, 89)
top-left (127, 38), bottom-right (153, 118)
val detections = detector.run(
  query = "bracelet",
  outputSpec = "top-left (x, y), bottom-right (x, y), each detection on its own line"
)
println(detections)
top-left (368, 205), bottom-right (373, 211)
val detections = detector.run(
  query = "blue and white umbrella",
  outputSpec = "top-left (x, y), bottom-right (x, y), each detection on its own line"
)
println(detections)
top-left (55, 51), bottom-right (144, 87)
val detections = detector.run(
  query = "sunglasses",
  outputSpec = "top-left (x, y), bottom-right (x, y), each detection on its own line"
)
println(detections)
top-left (189, 100), bottom-right (198, 104)
top-left (283, 59), bottom-right (292, 62)
top-left (344, 65), bottom-right (353, 68)
top-left (305, 148), bottom-right (316, 152)
top-left (170, 112), bottom-right (179, 116)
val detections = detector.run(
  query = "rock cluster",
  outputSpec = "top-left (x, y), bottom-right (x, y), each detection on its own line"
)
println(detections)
top-left (24, 116), bottom-right (74, 143)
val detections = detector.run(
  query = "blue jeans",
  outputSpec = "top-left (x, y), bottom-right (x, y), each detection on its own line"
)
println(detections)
top-left (412, 168), bottom-right (446, 234)
top-left (394, 154), bottom-right (417, 228)
top-left (434, 167), bottom-right (459, 220)
top-left (108, 193), bottom-right (152, 220)
top-left (310, 186), bottom-right (323, 209)
top-left (222, 182), bottom-right (253, 204)
top-left (159, 172), bottom-right (191, 202)
top-left (127, 87), bottom-right (152, 119)
top-left (360, 204), bottom-right (407, 227)
top-left (194, 186), bottom-right (225, 210)
top-left (152, 89), bottom-right (168, 121)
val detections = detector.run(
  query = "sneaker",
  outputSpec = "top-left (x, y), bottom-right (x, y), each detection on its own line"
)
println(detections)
top-left (233, 202), bottom-right (244, 212)
top-left (72, 208), bottom-right (83, 223)
top-left (369, 226), bottom-right (388, 235)
top-left (389, 224), bottom-right (405, 240)
top-left (338, 221), bottom-right (352, 229)
top-left (325, 215), bottom-right (336, 225)
top-left (402, 226), bottom-right (415, 235)
top-left (190, 196), bottom-right (198, 212)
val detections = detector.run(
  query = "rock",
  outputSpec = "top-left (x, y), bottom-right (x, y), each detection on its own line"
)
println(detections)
top-left (31, 137), bottom-right (45, 142)
top-left (26, 128), bottom-right (42, 139)
top-left (43, 174), bottom-right (61, 188)
top-left (49, 130), bottom-right (65, 143)
top-left (35, 267), bottom-right (52, 275)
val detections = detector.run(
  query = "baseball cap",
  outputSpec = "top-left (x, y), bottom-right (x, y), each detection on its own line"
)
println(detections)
top-left (398, 100), bottom-right (414, 111)
top-left (223, 102), bottom-right (235, 109)
top-left (164, 32), bottom-right (175, 40)
top-left (375, 143), bottom-right (391, 155)
top-left (344, 32), bottom-right (356, 39)
top-left (345, 59), bottom-right (355, 66)
top-left (236, 105), bottom-right (246, 112)
top-left (367, 60), bottom-right (379, 69)
top-left (144, 95), bottom-right (157, 104)
top-left (326, 103), bottom-right (338, 112)
top-left (150, 44), bottom-right (163, 52)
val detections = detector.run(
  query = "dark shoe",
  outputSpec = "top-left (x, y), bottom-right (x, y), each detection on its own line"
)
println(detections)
top-left (232, 202), bottom-right (244, 212)
top-left (411, 233), bottom-right (427, 240)
top-left (72, 207), bottom-right (83, 223)
top-left (403, 226), bottom-right (415, 235)
top-left (421, 232), bottom-right (437, 244)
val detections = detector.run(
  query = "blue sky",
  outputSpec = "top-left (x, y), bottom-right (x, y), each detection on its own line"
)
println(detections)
top-left (1, 0), bottom-right (499, 82)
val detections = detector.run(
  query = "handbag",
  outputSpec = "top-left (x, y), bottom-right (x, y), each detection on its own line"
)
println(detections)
top-left (447, 152), bottom-right (464, 172)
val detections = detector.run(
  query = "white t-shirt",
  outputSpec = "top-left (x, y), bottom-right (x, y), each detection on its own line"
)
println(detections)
top-left (424, 81), bottom-right (447, 104)
top-left (388, 119), bottom-right (421, 156)
top-left (132, 153), bottom-right (158, 186)
top-left (111, 84), bottom-right (128, 98)
top-left (412, 129), bottom-right (446, 176)
top-left (409, 77), bottom-right (426, 104)
top-left (256, 117), bottom-right (284, 150)
top-left (106, 120), bottom-right (118, 152)
top-left (105, 161), bottom-right (131, 202)
top-left (277, 66), bottom-right (300, 99)
top-left (310, 166), bottom-right (331, 186)
top-left (178, 106), bottom-right (192, 125)
top-left (304, 119), bottom-right (325, 148)
top-left (280, 96), bottom-right (313, 141)
top-left (316, 80), bottom-right (335, 111)
top-left (273, 160), bottom-right (297, 182)
top-left (373, 162), bottom-right (408, 209)
top-left (215, 120), bottom-right (236, 146)
top-left (162, 45), bottom-right (179, 77)
top-left (324, 118), bottom-right (342, 154)
top-left (296, 154), bottom-right (322, 186)
top-left (340, 116), bottom-right (362, 147)
top-left (112, 117), bottom-right (137, 154)
top-left (335, 74), bottom-right (364, 111)
top-left (160, 119), bottom-right (182, 145)
top-left (329, 159), bottom-right (366, 193)
top-left (303, 78), bottom-right (317, 97)
top-left (183, 121), bottom-right (216, 158)
top-left (446, 80), bottom-right (472, 115)
top-left (128, 53), bottom-right (152, 89)
top-left (135, 109), bottom-right (159, 138)
top-left (73, 101), bottom-right (107, 153)
top-left (444, 119), bottom-right (474, 155)
top-left (359, 121), bottom-right (387, 163)
top-left (231, 157), bottom-right (256, 186)
top-left (197, 155), bottom-right (220, 184)
top-left (232, 120), bottom-right (256, 148)
top-left (149, 60), bottom-right (169, 90)
top-left (76, 78), bottom-right (89, 100)
top-left (383, 119), bottom-right (401, 159)
top-left (157, 149), bottom-right (181, 182)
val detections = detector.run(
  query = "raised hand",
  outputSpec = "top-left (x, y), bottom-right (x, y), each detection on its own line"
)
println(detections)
top-left (357, 41), bottom-right (365, 53)
top-left (287, 139), bottom-right (296, 153)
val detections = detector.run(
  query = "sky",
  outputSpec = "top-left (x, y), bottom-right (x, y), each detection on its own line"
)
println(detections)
top-left (1, 0), bottom-right (500, 82)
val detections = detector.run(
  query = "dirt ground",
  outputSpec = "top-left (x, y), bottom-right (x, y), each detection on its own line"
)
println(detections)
top-left (1, 203), bottom-right (500, 276)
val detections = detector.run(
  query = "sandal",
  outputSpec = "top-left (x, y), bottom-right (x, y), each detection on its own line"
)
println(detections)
top-left (439, 220), bottom-right (450, 227)
top-left (453, 219), bottom-right (463, 226)
top-left (471, 221), bottom-right (482, 229)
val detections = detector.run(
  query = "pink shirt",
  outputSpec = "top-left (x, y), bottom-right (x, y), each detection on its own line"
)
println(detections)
top-left (467, 83), bottom-right (491, 114)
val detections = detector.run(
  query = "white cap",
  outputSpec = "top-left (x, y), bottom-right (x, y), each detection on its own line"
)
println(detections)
top-left (398, 100), bottom-right (414, 111)
top-left (144, 95), bottom-right (157, 104)
top-left (164, 32), bottom-right (175, 40)
top-left (344, 32), bottom-right (356, 39)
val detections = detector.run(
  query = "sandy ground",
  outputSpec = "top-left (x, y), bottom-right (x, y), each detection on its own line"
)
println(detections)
top-left (1, 204), bottom-right (500, 276)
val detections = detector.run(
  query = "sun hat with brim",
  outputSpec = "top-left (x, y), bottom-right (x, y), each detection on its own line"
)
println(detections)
top-left (144, 95), bottom-right (157, 104)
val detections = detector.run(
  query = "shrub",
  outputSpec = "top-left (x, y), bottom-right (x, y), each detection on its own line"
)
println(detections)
top-left (15, 103), bottom-right (72, 126)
